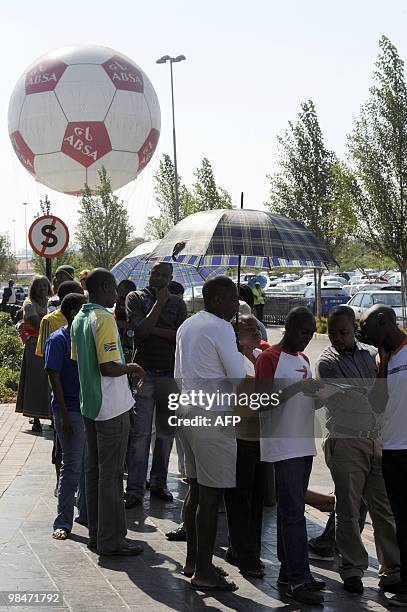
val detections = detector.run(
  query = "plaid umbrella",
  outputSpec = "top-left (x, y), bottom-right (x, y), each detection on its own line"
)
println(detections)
top-left (148, 209), bottom-right (336, 268)
top-left (111, 240), bottom-right (227, 289)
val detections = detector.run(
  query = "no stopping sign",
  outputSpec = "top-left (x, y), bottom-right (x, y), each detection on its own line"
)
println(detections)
top-left (28, 215), bottom-right (70, 258)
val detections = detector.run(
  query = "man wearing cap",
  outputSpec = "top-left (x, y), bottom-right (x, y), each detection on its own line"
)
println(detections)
top-left (48, 266), bottom-right (75, 312)
top-left (252, 282), bottom-right (265, 322)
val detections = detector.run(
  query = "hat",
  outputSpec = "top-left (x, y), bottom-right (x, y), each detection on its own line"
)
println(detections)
top-left (255, 281), bottom-right (261, 285)
top-left (55, 265), bottom-right (75, 279)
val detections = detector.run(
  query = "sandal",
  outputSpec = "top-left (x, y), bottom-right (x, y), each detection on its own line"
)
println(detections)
top-left (52, 528), bottom-right (69, 540)
top-left (191, 575), bottom-right (238, 592)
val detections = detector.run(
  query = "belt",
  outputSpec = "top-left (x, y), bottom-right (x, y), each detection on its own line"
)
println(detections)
top-left (329, 425), bottom-right (381, 439)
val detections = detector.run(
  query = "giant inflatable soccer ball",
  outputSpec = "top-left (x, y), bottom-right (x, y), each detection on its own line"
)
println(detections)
top-left (8, 45), bottom-right (161, 194)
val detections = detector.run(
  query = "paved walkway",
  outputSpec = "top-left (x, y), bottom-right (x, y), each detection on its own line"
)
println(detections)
top-left (0, 404), bottom-right (396, 612)
top-left (0, 331), bottom-right (396, 610)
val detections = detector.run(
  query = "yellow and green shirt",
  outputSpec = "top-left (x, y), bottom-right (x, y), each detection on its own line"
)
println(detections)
top-left (36, 309), bottom-right (67, 357)
top-left (71, 303), bottom-right (134, 421)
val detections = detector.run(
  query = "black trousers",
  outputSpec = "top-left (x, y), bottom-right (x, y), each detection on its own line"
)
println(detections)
top-left (254, 304), bottom-right (264, 322)
top-left (224, 439), bottom-right (266, 569)
top-left (382, 449), bottom-right (407, 586)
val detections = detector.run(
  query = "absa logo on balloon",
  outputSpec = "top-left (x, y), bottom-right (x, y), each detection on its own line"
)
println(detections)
top-left (62, 122), bottom-right (111, 167)
top-left (25, 60), bottom-right (67, 94)
top-left (102, 56), bottom-right (144, 92)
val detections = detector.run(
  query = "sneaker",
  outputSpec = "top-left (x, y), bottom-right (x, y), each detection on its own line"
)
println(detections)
top-left (389, 587), bottom-right (407, 607)
top-left (165, 525), bottom-right (186, 541)
top-left (278, 575), bottom-right (326, 591)
top-left (150, 486), bottom-right (173, 502)
top-left (343, 576), bottom-right (363, 594)
top-left (286, 583), bottom-right (324, 605)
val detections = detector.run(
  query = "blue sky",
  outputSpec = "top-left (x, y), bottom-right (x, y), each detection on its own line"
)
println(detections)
top-left (1, 0), bottom-right (407, 250)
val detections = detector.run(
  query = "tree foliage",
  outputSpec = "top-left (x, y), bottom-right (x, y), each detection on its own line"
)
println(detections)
top-left (144, 154), bottom-right (197, 239)
top-left (144, 154), bottom-right (233, 239)
top-left (266, 100), bottom-right (357, 259)
top-left (0, 234), bottom-right (17, 280)
top-left (75, 167), bottom-right (133, 269)
top-left (348, 36), bottom-right (407, 275)
top-left (192, 157), bottom-right (232, 211)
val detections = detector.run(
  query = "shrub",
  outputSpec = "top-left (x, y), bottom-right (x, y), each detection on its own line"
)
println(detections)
top-left (316, 316), bottom-right (328, 334)
top-left (0, 312), bottom-right (22, 401)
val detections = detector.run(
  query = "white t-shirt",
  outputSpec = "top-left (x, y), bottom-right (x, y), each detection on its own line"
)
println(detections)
top-left (175, 310), bottom-right (246, 411)
top-left (256, 345), bottom-right (317, 463)
top-left (8, 287), bottom-right (16, 304)
top-left (383, 339), bottom-right (407, 450)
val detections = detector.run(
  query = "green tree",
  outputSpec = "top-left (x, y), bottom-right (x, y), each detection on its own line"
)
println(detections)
top-left (266, 100), bottom-right (357, 314)
top-left (192, 157), bottom-right (232, 210)
top-left (348, 36), bottom-right (407, 308)
top-left (0, 234), bottom-right (17, 281)
top-left (337, 239), bottom-right (394, 274)
top-left (75, 167), bottom-right (133, 269)
top-left (144, 154), bottom-right (197, 239)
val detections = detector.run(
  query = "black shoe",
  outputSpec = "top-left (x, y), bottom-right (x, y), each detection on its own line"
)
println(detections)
top-left (308, 537), bottom-right (335, 561)
top-left (150, 486), bottom-right (173, 501)
top-left (379, 580), bottom-right (403, 594)
top-left (165, 525), bottom-right (186, 541)
top-left (87, 539), bottom-right (97, 551)
top-left (99, 542), bottom-right (144, 556)
top-left (125, 494), bottom-right (143, 509)
top-left (389, 587), bottom-right (407, 607)
top-left (278, 575), bottom-right (325, 591)
top-left (225, 549), bottom-right (238, 567)
top-left (286, 583), bottom-right (324, 605)
top-left (31, 419), bottom-right (42, 433)
top-left (344, 576), bottom-right (364, 594)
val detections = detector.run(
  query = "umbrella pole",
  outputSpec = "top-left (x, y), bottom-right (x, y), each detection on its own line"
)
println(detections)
top-left (236, 192), bottom-right (244, 327)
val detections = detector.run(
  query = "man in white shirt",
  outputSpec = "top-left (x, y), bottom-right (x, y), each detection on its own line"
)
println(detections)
top-left (361, 304), bottom-right (407, 607)
top-left (175, 276), bottom-right (246, 592)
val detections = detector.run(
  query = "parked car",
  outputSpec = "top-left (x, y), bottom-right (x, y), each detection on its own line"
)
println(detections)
top-left (183, 285), bottom-right (204, 313)
top-left (303, 286), bottom-right (348, 315)
top-left (347, 291), bottom-right (403, 320)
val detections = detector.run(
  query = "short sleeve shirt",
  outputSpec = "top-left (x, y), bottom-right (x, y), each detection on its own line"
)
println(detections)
top-left (36, 309), bottom-right (67, 357)
top-left (71, 303), bottom-right (134, 421)
top-left (44, 327), bottom-right (80, 414)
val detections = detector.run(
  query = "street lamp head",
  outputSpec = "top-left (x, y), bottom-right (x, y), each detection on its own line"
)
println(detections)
top-left (156, 55), bottom-right (171, 64)
top-left (174, 55), bottom-right (186, 62)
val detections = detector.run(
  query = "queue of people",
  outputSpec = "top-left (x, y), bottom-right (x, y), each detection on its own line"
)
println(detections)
top-left (12, 266), bottom-right (407, 607)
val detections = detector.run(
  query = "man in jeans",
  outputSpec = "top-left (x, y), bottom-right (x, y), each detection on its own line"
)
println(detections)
top-left (71, 268), bottom-right (145, 556)
top-left (125, 262), bottom-right (187, 507)
top-left (256, 307), bottom-right (325, 605)
top-left (361, 304), bottom-right (407, 607)
top-left (316, 305), bottom-right (400, 594)
top-left (46, 293), bottom-right (87, 540)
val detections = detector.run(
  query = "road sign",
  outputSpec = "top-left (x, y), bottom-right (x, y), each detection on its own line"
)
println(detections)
top-left (28, 215), bottom-right (69, 258)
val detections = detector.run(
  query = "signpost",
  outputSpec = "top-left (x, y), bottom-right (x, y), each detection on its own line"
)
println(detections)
top-left (28, 215), bottom-right (70, 281)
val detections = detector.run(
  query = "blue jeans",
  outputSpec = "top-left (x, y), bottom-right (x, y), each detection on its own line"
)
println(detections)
top-left (126, 371), bottom-right (176, 499)
top-left (53, 411), bottom-right (85, 531)
top-left (275, 455), bottom-right (313, 586)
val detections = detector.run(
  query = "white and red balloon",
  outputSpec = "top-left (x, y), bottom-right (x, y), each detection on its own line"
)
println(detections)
top-left (8, 45), bottom-right (161, 194)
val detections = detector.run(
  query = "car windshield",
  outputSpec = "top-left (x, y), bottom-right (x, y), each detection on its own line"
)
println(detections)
top-left (372, 293), bottom-right (401, 307)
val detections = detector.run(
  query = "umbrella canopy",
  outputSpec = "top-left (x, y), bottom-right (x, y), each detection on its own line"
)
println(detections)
top-left (148, 209), bottom-right (336, 269)
top-left (247, 274), bottom-right (268, 289)
top-left (111, 239), bottom-right (227, 289)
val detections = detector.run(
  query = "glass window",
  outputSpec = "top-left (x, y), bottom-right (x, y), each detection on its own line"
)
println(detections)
top-left (351, 293), bottom-right (363, 307)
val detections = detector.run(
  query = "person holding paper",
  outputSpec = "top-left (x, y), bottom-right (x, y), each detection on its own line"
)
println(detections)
top-left (316, 305), bottom-right (400, 595)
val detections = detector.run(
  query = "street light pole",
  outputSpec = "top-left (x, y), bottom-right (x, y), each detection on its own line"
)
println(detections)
top-left (156, 54), bottom-right (186, 225)
top-left (12, 220), bottom-right (16, 255)
top-left (22, 202), bottom-right (29, 270)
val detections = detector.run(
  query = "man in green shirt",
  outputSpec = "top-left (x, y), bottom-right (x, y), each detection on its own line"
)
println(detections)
top-left (71, 268), bottom-right (145, 556)
top-left (252, 282), bottom-right (265, 322)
